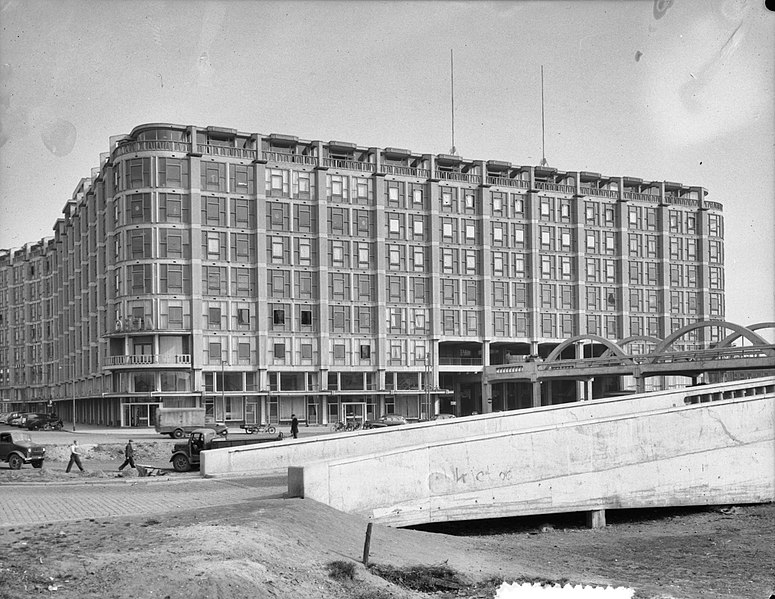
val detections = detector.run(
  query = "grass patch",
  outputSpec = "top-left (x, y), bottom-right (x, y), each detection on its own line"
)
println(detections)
top-left (326, 560), bottom-right (356, 581)
top-left (368, 563), bottom-right (465, 592)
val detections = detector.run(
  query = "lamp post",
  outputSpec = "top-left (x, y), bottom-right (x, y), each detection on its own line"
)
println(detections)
top-left (221, 360), bottom-right (226, 416)
top-left (59, 362), bottom-right (76, 432)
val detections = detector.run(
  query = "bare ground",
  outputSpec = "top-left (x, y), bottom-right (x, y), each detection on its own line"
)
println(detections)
top-left (1, 441), bottom-right (773, 599)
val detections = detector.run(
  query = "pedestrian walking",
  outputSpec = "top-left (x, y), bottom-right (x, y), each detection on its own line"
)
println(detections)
top-left (66, 439), bottom-right (84, 473)
top-left (118, 439), bottom-right (136, 471)
top-left (290, 414), bottom-right (299, 439)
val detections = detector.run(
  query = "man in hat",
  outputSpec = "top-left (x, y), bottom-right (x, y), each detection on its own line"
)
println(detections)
top-left (118, 439), bottom-right (136, 471)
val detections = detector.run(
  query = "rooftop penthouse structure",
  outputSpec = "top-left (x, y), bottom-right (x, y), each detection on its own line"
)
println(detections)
top-left (0, 123), bottom-right (724, 428)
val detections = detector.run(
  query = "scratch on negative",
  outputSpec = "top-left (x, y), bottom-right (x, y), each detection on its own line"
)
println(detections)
top-left (708, 411), bottom-right (744, 445)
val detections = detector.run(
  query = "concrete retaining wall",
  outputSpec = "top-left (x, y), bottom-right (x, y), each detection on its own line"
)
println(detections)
top-left (289, 395), bottom-right (775, 527)
top-left (201, 377), bottom-right (775, 477)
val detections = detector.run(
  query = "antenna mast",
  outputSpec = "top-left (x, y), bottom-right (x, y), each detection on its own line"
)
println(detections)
top-left (540, 64), bottom-right (548, 167)
top-left (450, 49), bottom-right (457, 155)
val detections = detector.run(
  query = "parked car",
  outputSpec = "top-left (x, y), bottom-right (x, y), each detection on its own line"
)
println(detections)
top-left (0, 430), bottom-right (46, 469)
top-left (7, 413), bottom-right (24, 426)
top-left (25, 413), bottom-right (63, 431)
top-left (430, 413), bottom-right (456, 421)
top-left (363, 414), bottom-right (408, 429)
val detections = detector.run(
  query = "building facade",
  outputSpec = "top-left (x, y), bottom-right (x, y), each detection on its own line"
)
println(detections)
top-left (0, 123), bottom-right (725, 427)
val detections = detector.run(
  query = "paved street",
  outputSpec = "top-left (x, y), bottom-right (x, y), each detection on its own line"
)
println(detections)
top-left (0, 474), bottom-right (288, 527)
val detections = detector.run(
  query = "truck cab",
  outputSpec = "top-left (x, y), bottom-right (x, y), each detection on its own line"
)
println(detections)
top-left (0, 431), bottom-right (46, 469)
top-left (170, 429), bottom-right (217, 472)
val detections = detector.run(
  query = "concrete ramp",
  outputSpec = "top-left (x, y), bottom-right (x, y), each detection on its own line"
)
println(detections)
top-left (286, 379), bottom-right (774, 527)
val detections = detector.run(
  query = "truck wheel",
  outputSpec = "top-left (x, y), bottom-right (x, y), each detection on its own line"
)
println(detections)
top-left (32, 460), bottom-right (43, 469)
top-left (172, 428), bottom-right (184, 439)
top-left (172, 454), bottom-right (191, 472)
top-left (267, 426), bottom-right (276, 434)
top-left (54, 422), bottom-right (63, 431)
top-left (8, 454), bottom-right (23, 470)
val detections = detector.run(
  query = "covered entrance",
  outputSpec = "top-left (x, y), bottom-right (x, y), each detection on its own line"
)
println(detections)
top-left (342, 401), bottom-right (367, 427)
top-left (121, 402), bottom-right (161, 427)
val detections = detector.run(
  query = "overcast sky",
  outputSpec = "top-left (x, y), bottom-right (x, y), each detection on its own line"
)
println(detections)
top-left (0, 0), bottom-right (772, 332)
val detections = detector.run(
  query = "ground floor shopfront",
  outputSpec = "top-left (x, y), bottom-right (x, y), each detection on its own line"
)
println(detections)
top-left (36, 390), bottom-right (450, 430)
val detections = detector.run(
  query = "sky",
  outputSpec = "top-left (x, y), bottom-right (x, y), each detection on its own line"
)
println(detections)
top-left (0, 0), bottom-right (773, 332)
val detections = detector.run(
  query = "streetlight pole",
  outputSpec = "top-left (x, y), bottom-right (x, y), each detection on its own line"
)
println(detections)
top-left (221, 360), bottom-right (226, 417)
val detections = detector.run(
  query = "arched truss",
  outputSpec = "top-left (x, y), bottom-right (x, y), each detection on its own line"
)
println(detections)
top-left (602, 335), bottom-right (661, 357)
top-left (545, 334), bottom-right (631, 363)
top-left (649, 320), bottom-right (771, 362)
top-left (716, 322), bottom-right (775, 348)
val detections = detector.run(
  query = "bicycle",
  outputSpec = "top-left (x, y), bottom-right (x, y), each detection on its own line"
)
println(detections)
top-left (241, 423), bottom-right (276, 434)
top-left (330, 421), bottom-right (347, 432)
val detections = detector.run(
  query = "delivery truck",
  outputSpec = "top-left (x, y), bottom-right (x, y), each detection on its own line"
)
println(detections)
top-left (155, 407), bottom-right (228, 439)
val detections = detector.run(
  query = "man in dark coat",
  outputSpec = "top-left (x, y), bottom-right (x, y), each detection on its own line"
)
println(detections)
top-left (118, 439), bottom-right (136, 470)
top-left (290, 414), bottom-right (299, 439)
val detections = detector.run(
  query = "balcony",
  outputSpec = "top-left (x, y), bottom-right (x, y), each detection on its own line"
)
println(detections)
top-left (435, 170), bottom-right (480, 184)
top-left (105, 354), bottom-right (191, 367)
top-left (486, 176), bottom-right (529, 189)
top-left (579, 186), bottom-right (619, 199)
top-left (382, 164), bottom-right (431, 178)
top-left (199, 144), bottom-right (257, 160)
top-left (321, 157), bottom-right (375, 173)
top-left (262, 151), bottom-right (318, 166)
top-left (114, 140), bottom-right (191, 157)
top-left (536, 181), bottom-right (575, 194)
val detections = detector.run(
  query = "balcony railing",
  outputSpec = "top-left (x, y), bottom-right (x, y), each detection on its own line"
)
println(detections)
top-left (666, 196), bottom-right (700, 208)
top-left (322, 158), bottom-right (376, 172)
top-left (435, 170), bottom-right (480, 184)
top-left (382, 164), bottom-right (431, 178)
top-left (199, 144), bottom-right (257, 159)
top-left (105, 354), bottom-right (191, 366)
top-left (438, 357), bottom-right (483, 366)
top-left (114, 140), bottom-right (191, 157)
top-left (623, 191), bottom-right (659, 202)
top-left (580, 186), bottom-right (619, 199)
top-left (262, 151), bottom-right (318, 166)
top-left (704, 200), bottom-right (723, 211)
top-left (486, 176), bottom-right (530, 189)
top-left (536, 181), bottom-right (576, 194)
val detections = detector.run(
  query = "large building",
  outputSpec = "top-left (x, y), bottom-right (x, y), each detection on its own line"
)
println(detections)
top-left (0, 123), bottom-right (725, 428)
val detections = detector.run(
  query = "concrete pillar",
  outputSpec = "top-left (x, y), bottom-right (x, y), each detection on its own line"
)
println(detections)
top-left (531, 380), bottom-right (541, 407)
top-left (587, 509), bottom-right (606, 528)
top-left (586, 378), bottom-right (594, 400)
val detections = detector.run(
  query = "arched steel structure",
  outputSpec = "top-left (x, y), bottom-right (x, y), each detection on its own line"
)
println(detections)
top-left (649, 320), bottom-right (771, 364)
top-left (717, 322), bottom-right (775, 348)
top-left (544, 334), bottom-right (631, 363)
top-left (602, 335), bottom-right (661, 357)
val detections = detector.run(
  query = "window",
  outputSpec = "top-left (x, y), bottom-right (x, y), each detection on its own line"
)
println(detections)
top-left (230, 164), bottom-right (255, 194)
top-left (301, 310), bottom-right (313, 326)
top-left (126, 158), bottom-right (151, 189)
top-left (201, 161), bottom-right (227, 191)
top-left (274, 343), bottom-right (285, 359)
top-left (334, 345), bottom-right (346, 360)
top-left (209, 342), bottom-right (222, 363)
top-left (208, 307), bottom-right (221, 329)
top-left (168, 306), bottom-right (183, 328)
top-left (203, 197), bottom-right (226, 226)
top-left (128, 193), bottom-right (152, 223)
top-left (413, 189), bottom-right (423, 204)
top-left (160, 193), bottom-right (187, 223)
top-left (238, 308), bottom-right (250, 326)
top-left (360, 345), bottom-right (371, 359)
top-left (273, 309), bottom-right (285, 325)
top-left (158, 158), bottom-right (189, 188)
top-left (238, 343), bottom-right (250, 361)
top-left (441, 190), bottom-right (452, 207)
top-left (464, 193), bottom-right (475, 209)
top-left (301, 344), bottom-right (313, 359)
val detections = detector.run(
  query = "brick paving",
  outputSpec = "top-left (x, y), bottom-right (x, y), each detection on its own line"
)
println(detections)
top-left (0, 474), bottom-right (288, 526)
